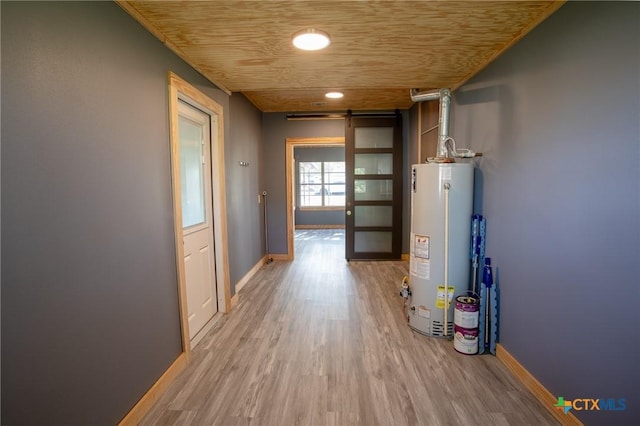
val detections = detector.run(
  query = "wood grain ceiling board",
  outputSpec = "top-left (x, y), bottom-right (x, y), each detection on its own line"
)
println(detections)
top-left (118, 1), bottom-right (565, 112)
top-left (244, 87), bottom-right (415, 112)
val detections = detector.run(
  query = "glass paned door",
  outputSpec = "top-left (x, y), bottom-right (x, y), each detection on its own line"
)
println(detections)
top-left (345, 114), bottom-right (403, 260)
top-left (179, 117), bottom-right (206, 228)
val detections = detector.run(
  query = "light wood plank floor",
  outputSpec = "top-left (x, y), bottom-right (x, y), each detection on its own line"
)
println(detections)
top-left (141, 229), bottom-right (558, 425)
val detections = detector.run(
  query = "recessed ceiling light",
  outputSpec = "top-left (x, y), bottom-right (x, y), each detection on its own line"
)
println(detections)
top-left (325, 91), bottom-right (344, 99)
top-left (292, 29), bottom-right (331, 51)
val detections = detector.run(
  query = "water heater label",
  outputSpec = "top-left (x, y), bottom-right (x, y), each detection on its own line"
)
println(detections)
top-left (414, 234), bottom-right (430, 259)
top-left (418, 306), bottom-right (431, 318)
top-left (410, 256), bottom-right (430, 279)
top-left (436, 285), bottom-right (455, 308)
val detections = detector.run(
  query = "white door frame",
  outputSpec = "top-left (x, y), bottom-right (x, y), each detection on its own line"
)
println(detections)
top-left (168, 72), bottom-right (231, 356)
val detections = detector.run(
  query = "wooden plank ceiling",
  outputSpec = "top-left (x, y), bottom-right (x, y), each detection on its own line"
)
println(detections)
top-left (118, 1), bottom-right (564, 112)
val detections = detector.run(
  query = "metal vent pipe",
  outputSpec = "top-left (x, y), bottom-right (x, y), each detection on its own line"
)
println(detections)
top-left (410, 88), bottom-right (452, 158)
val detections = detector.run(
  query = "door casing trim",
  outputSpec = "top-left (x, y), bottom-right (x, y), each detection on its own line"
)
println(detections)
top-left (168, 72), bottom-right (232, 356)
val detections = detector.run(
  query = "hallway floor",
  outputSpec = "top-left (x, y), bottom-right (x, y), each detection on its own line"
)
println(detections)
top-left (141, 229), bottom-right (558, 425)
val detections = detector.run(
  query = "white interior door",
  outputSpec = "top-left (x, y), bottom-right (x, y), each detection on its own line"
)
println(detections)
top-left (178, 100), bottom-right (218, 341)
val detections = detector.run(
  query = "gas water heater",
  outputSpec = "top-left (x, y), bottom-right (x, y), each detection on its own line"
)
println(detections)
top-left (409, 162), bottom-right (473, 337)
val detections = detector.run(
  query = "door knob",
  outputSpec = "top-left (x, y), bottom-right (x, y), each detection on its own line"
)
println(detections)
top-left (346, 210), bottom-right (352, 216)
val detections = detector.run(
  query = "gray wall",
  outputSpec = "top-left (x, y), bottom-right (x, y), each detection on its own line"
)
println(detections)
top-left (294, 147), bottom-right (345, 226)
top-left (1, 2), bottom-right (262, 424)
top-left (448, 2), bottom-right (639, 424)
top-left (227, 93), bottom-right (264, 291)
top-left (263, 112), bottom-right (412, 255)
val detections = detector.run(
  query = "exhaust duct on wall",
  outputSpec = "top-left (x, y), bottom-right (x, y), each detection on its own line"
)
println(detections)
top-left (410, 88), bottom-right (452, 159)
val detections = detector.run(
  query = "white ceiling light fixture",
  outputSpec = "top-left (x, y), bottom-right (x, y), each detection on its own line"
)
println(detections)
top-left (292, 29), bottom-right (331, 51)
top-left (325, 91), bottom-right (344, 99)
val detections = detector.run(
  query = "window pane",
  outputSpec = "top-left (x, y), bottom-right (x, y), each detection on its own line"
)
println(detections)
top-left (299, 162), bottom-right (323, 207)
top-left (325, 184), bottom-right (345, 195)
top-left (324, 161), bottom-right (345, 202)
top-left (325, 192), bottom-right (345, 206)
top-left (179, 116), bottom-right (205, 228)
top-left (355, 206), bottom-right (392, 227)
top-left (325, 162), bottom-right (345, 173)
top-left (354, 231), bottom-right (392, 252)
top-left (300, 184), bottom-right (322, 207)
top-left (300, 162), bottom-right (322, 184)
top-left (299, 160), bottom-right (345, 207)
top-left (355, 127), bottom-right (393, 148)
top-left (355, 153), bottom-right (393, 175)
top-left (354, 179), bottom-right (393, 201)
